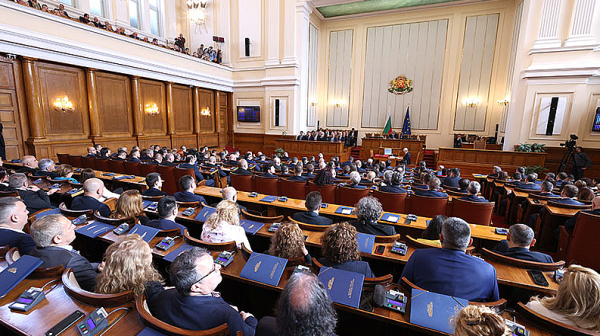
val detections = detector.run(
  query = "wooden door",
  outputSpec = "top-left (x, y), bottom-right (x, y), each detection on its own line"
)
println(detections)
top-left (0, 57), bottom-right (24, 160)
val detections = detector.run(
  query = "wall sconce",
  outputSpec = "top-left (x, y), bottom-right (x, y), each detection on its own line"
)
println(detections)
top-left (54, 96), bottom-right (74, 113)
top-left (201, 107), bottom-right (211, 117)
top-left (333, 100), bottom-right (345, 108)
top-left (310, 101), bottom-right (319, 107)
top-left (497, 98), bottom-right (509, 106)
top-left (187, 0), bottom-right (207, 25)
top-left (145, 103), bottom-right (160, 116)
top-left (464, 98), bottom-right (480, 108)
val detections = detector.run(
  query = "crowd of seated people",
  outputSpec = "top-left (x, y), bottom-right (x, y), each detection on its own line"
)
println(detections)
top-left (295, 128), bottom-right (358, 146)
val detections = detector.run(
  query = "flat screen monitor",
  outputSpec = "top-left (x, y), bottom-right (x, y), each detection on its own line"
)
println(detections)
top-left (593, 107), bottom-right (600, 132)
top-left (384, 148), bottom-right (392, 155)
top-left (237, 106), bottom-right (260, 122)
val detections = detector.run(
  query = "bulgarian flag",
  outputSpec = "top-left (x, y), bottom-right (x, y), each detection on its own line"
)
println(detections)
top-left (383, 116), bottom-right (392, 135)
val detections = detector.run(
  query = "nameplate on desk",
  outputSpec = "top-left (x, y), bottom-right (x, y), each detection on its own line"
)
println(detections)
top-left (259, 196), bottom-right (278, 203)
top-left (240, 220), bottom-right (264, 235)
top-left (128, 224), bottom-right (160, 243)
top-left (142, 200), bottom-right (154, 209)
top-left (318, 267), bottom-right (364, 308)
top-left (335, 206), bottom-right (354, 215)
top-left (0, 255), bottom-right (43, 297)
top-left (76, 222), bottom-right (114, 238)
top-left (240, 253), bottom-right (287, 287)
top-left (163, 244), bottom-right (194, 262)
top-left (409, 289), bottom-right (468, 334)
top-left (195, 207), bottom-right (216, 222)
top-left (381, 213), bottom-right (400, 223)
top-left (35, 207), bottom-right (62, 219)
top-left (356, 233), bottom-right (376, 254)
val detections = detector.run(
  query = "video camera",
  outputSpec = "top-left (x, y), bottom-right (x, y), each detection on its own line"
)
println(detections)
top-left (560, 134), bottom-right (578, 149)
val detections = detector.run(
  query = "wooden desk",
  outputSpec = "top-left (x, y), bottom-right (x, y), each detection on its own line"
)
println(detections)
top-left (273, 139), bottom-right (349, 161)
top-left (360, 138), bottom-right (424, 161)
top-left (437, 148), bottom-right (546, 177)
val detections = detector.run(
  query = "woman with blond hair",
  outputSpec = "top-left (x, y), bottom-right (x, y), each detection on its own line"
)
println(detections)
top-left (319, 222), bottom-right (374, 277)
top-left (453, 305), bottom-right (511, 336)
top-left (110, 190), bottom-right (150, 224)
top-left (268, 222), bottom-right (311, 264)
top-left (200, 200), bottom-right (251, 250)
top-left (95, 235), bottom-right (163, 297)
top-left (526, 265), bottom-right (600, 332)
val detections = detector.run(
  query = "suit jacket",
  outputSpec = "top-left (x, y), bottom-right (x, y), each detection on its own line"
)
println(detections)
top-left (142, 188), bottom-right (169, 197)
top-left (15, 188), bottom-right (52, 214)
top-left (0, 228), bottom-right (36, 254)
top-left (516, 183), bottom-right (541, 191)
top-left (442, 176), bottom-right (460, 188)
top-left (538, 192), bottom-right (560, 198)
top-left (343, 184), bottom-right (367, 189)
top-left (491, 240), bottom-right (554, 263)
top-left (401, 248), bottom-right (500, 302)
top-left (403, 152), bottom-right (411, 165)
top-left (173, 191), bottom-right (206, 204)
top-left (232, 168), bottom-right (253, 176)
top-left (258, 172), bottom-right (278, 179)
top-left (34, 170), bottom-right (58, 178)
top-left (29, 246), bottom-right (97, 292)
top-left (16, 166), bottom-right (37, 175)
top-left (564, 209), bottom-right (600, 232)
top-left (292, 211), bottom-right (332, 225)
top-left (379, 185), bottom-right (407, 194)
top-left (350, 219), bottom-right (396, 236)
top-left (127, 157), bottom-right (141, 163)
top-left (161, 162), bottom-right (177, 167)
top-left (287, 175), bottom-right (308, 182)
top-left (177, 163), bottom-right (206, 182)
top-left (459, 194), bottom-right (489, 203)
top-left (550, 198), bottom-right (585, 206)
top-left (71, 195), bottom-right (111, 217)
top-left (146, 218), bottom-right (187, 235)
top-left (203, 164), bottom-right (227, 177)
top-left (412, 184), bottom-right (428, 190)
top-left (318, 258), bottom-right (375, 278)
top-left (413, 189), bottom-right (448, 198)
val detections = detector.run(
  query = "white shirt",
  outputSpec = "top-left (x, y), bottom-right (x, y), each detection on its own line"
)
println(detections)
top-left (201, 220), bottom-right (252, 251)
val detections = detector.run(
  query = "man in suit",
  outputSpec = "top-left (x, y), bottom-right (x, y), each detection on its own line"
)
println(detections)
top-left (142, 172), bottom-right (169, 197)
top-left (34, 159), bottom-right (58, 178)
top-left (379, 171), bottom-right (407, 194)
top-left (128, 149), bottom-right (142, 163)
top-left (402, 217), bottom-right (500, 302)
top-left (556, 172), bottom-right (568, 187)
top-left (140, 149), bottom-right (154, 162)
top-left (29, 214), bottom-right (98, 291)
top-left (456, 178), bottom-right (470, 195)
top-left (401, 148), bottom-right (411, 165)
top-left (160, 153), bottom-right (177, 167)
top-left (148, 153), bottom-right (163, 165)
top-left (516, 173), bottom-right (541, 191)
top-left (16, 155), bottom-right (38, 175)
top-left (414, 176), bottom-right (448, 198)
top-left (538, 180), bottom-right (560, 198)
top-left (459, 181), bottom-right (488, 202)
top-left (302, 164), bottom-right (316, 178)
top-left (146, 247), bottom-right (257, 335)
top-left (9, 173), bottom-right (57, 213)
top-left (552, 185), bottom-right (584, 206)
top-left (178, 155), bottom-right (214, 187)
top-left (296, 131), bottom-right (305, 140)
top-left (223, 154), bottom-right (238, 167)
top-left (174, 175), bottom-right (206, 205)
top-left (572, 146), bottom-right (592, 180)
top-left (71, 178), bottom-right (111, 217)
top-left (85, 147), bottom-right (97, 158)
top-left (292, 192), bottom-right (333, 225)
top-left (344, 171), bottom-right (367, 189)
top-left (288, 165), bottom-right (308, 182)
top-left (454, 134), bottom-right (463, 148)
top-left (202, 156), bottom-right (227, 179)
top-left (0, 197), bottom-right (36, 254)
top-left (259, 164), bottom-right (278, 179)
top-left (146, 196), bottom-right (187, 234)
top-left (563, 195), bottom-right (600, 233)
top-left (255, 272), bottom-right (337, 336)
top-left (111, 150), bottom-right (127, 161)
top-left (232, 159), bottom-right (253, 176)
top-left (442, 168), bottom-right (461, 189)
top-left (350, 196), bottom-right (395, 236)
top-left (492, 224), bottom-right (553, 263)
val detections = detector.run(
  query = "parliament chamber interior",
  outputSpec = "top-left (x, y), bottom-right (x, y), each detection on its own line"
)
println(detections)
top-left (1, 0), bottom-right (600, 335)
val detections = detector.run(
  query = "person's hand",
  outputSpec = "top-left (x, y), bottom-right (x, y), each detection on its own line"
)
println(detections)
top-left (97, 261), bottom-right (105, 273)
top-left (240, 311), bottom-right (254, 321)
top-left (302, 245), bottom-right (309, 256)
top-left (47, 188), bottom-right (59, 195)
top-left (582, 167), bottom-right (587, 170)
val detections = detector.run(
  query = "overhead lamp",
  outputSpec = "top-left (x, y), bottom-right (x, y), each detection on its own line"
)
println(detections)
top-left (187, 0), bottom-right (208, 25)
top-left (465, 98), bottom-right (481, 108)
top-left (497, 98), bottom-right (509, 106)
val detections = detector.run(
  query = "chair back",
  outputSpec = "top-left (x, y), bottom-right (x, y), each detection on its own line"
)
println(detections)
top-left (93, 210), bottom-right (132, 226)
top-left (515, 302), bottom-right (598, 336)
top-left (136, 294), bottom-right (231, 336)
top-left (449, 198), bottom-right (495, 225)
top-left (108, 160), bottom-right (126, 174)
top-left (0, 245), bottom-right (8, 257)
top-left (375, 234), bottom-right (401, 243)
top-left (481, 248), bottom-right (565, 271)
top-left (308, 182), bottom-right (337, 204)
top-left (5, 246), bottom-right (20, 264)
top-left (81, 156), bottom-right (96, 170)
top-left (177, 201), bottom-right (200, 208)
top-left (336, 185), bottom-right (370, 206)
top-left (174, 167), bottom-right (196, 192)
top-left (140, 163), bottom-right (159, 177)
top-left (0, 190), bottom-right (19, 198)
top-left (69, 155), bottom-right (83, 169)
top-left (372, 190), bottom-right (407, 213)
top-left (242, 209), bottom-right (283, 224)
top-left (363, 274), bottom-right (393, 291)
top-left (515, 187), bottom-right (541, 194)
top-left (142, 195), bottom-right (164, 202)
top-left (562, 211), bottom-right (600, 270)
top-left (230, 174), bottom-right (254, 193)
top-left (95, 159), bottom-right (111, 172)
top-left (62, 268), bottom-right (134, 306)
top-left (280, 179), bottom-right (308, 199)
top-left (253, 176), bottom-right (280, 196)
top-left (547, 200), bottom-right (591, 210)
top-left (56, 154), bottom-right (70, 165)
top-left (158, 165), bottom-right (177, 195)
top-left (122, 161), bottom-right (141, 176)
top-left (404, 235), bottom-right (475, 255)
top-left (30, 265), bottom-right (64, 279)
top-left (59, 202), bottom-right (93, 217)
top-left (408, 194), bottom-right (448, 218)
top-left (287, 216), bottom-right (331, 232)
top-left (183, 229), bottom-right (236, 251)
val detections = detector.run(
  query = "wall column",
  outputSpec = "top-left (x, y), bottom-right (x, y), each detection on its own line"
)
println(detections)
top-left (531, 0), bottom-right (564, 49)
top-left (564, 0), bottom-right (598, 47)
top-left (265, 0), bottom-right (280, 67)
top-left (166, 82), bottom-right (175, 135)
top-left (131, 76), bottom-right (143, 136)
top-left (21, 57), bottom-right (45, 140)
top-left (281, 0), bottom-right (297, 65)
top-left (86, 68), bottom-right (102, 139)
top-left (192, 87), bottom-right (201, 134)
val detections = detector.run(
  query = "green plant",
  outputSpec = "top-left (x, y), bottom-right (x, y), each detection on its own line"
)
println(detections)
top-left (525, 165), bottom-right (544, 175)
top-left (515, 143), bottom-right (546, 153)
top-left (274, 147), bottom-right (285, 157)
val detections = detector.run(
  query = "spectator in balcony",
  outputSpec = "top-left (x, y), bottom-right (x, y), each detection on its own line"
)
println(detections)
top-left (143, 37), bottom-right (149, 43)
top-left (79, 13), bottom-right (91, 24)
top-left (198, 44), bottom-right (205, 57)
top-left (129, 32), bottom-right (140, 40)
top-left (28, 0), bottom-right (41, 9)
top-left (175, 33), bottom-right (186, 50)
top-left (57, 3), bottom-right (69, 17)
top-left (105, 21), bottom-right (114, 32)
top-left (41, 4), bottom-right (49, 12)
top-left (152, 38), bottom-right (159, 46)
top-left (93, 17), bottom-right (105, 29)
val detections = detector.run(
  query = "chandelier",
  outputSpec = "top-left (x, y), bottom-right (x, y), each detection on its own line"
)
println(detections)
top-left (187, 0), bottom-right (207, 26)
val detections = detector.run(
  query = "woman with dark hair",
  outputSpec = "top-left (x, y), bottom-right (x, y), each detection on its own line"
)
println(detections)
top-left (110, 190), bottom-right (150, 224)
top-left (578, 187), bottom-right (595, 203)
top-left (55, 164), bottom-right (79, 184)
top-left (418, 215), bottom-right (447, 246)
top-left (80, 168), bottom-right (96, 184)
top-left (319, 222), bottom-right (374, 277)
top-left (314, 168), bottom-right (335, 186)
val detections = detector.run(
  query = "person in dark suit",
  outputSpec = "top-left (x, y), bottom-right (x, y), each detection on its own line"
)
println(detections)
top-left (29, 214), bottom-right (98, 291)
top-left (202, 156), bottom-right (227, 178)
top-left (459, 181), bottom-right (488, 202)
top-left (413, 176), bottom-right (448, 198)
top-left (296, 131), bottom-right (305, 141)
top-left (174, 175), bottom-right (206, 204)
top-left (572, 146), bottom-right (592, 181)
top-left (292, 191), bottom-right (333, 225)
top-left (401, 148), bottom-right (411, 165)
top-left (516, 173), bottom-right (542, 191)
top-left (491, 224), bottom-right (554, 263)
top-left (9, 173), bottom-right (57, 214)
top-left (85, 147), bottom-right (97, 158)
top-left (178, 155), bottom-right (214, 187)
top-left (442, 168), bottom-right (461, 189)
top-left (401, 217), bottom-right (500, 302)
top-left (551, 185), bottom-right (585, 206)
top-left (16, 155), bottom-right (38, 175)
top-left (146, 196), bottom-right (187, 234)
top-left (302, 163), bottom-right (316, 178)
top-left (318, 222), bottom-right (375, 278)
top-left (350, 196), bottom-right (395, 236)
top-left (454, 134), bottom-right (463, 148)
top-left (259, 164), bottom-right (278, 179)
top-left (145, 247), bottom-right (258, 335)
top-left (489, 166), bottom-right (502, 178)
top-left (455, 178), bottom-right (470, 195)
top-left (71, 178), bottom-right (111, 217)
top-left (142, 172), bottom-right (169, 197)
top-left (0, 197), bottom-right (36, 254)
top-left (342, 171), bottom-right (367, 189)
top-left (538, 180), bottom-right (560, 198)
top-left (112, 151), bottom-right (127, 161)
top-left (231, 159), bottom-right (253, 176)
top-left (128, 149), bottom-right (142, 163)
top-left (563, 196), bottom-right (600, 233)
top-left (379, 171), bottom-right (407, 193)
top-left (33, 158), bottom-right (58, 178)
top-left (287, 165), bottom-right (308, 182)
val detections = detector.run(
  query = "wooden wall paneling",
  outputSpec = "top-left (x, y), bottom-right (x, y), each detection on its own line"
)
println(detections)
top-left (35, 61), bottom-right (90, 139)
top-left (100, 138), bottom-right (139, 151)
top-left (0, 58), bottom-right (25, 159)
top-left (139, 79), bottom-right (166, 136)
top-left (172, 84), bottom-right (194, 134)
top-left (198, 134), bottom-right (219, 148)
top-left (21, 58), bottom-right (45, 140)
top-left (198, 89), bottom-right (215, 133)
top-left (544, 146), bottom-right (600, 179)
top-left (327, 30), bottom-right (352, 127)
top-left (131, 76), bottom-right (143, 137)
top-left (437, 148), bottom-right (546, 177)
top-left (233, 133), bottom-right (297, 154)
top-left (95, 72), bottom-right (133, 138)
top-left (144, 135), bottom-right (171, 149)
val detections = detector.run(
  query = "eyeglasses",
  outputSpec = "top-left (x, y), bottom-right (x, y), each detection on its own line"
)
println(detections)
top-left (194, 262), bottom-right (218, 284)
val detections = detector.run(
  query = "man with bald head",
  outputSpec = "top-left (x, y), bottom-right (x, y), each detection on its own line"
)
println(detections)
top-left (0, 197), bottom-right (36, 254)
top-left (85, 147), bottom-right (96, 158)
top-left (16, 155), bottom-right (39, 174)
top-left (71, 178), bottom-right (111, 217)
top-left (9, 173), bottom-right (56, 213)
top-left (232, 159), bottom-right (252, 175)
top-left (217, 187), bottom-right (247, 214)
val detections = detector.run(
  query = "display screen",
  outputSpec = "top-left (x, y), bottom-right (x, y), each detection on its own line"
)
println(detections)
top-left (388, 299), bottom-right (404, 307)
top-left (87, 318), bottom-right (96, 330)
top-left (18, 298), bottom-right (33, 304)
top-left (237, 106), bottom-right (260, 122)
top-left (593, 107), bottom-right (600, 132)
top-left (159, 242), bottom-right (169, 247)
top-left (218, 256), bottom-right (228, 262)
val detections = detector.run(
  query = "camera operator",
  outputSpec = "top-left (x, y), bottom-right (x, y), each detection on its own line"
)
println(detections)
top-left (573, 146), bottom-right (592, 180)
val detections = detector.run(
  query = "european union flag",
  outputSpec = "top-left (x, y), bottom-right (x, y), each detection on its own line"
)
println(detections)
top-left (401, 107), bottom-right (411, 137)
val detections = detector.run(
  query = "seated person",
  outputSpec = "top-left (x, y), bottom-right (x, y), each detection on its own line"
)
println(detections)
top-left (201, 200), bottom-right (251, 250)
top-left (412, 172), bottom-right (431, 190)
top-left (34, 158), bottom-right (58, 178)
top-left (302, 163), bottom-right (316, 178)
top-left (454, 305), bottom-right (512, 336)
top-left (214, 187), bottom-right (247, 214)
top-left (142, 172), bottom-right (169, 197)
top-left (516, 173), bottom-right (541, 191)
top-left (491, 224), bottom-right (553, 263)
top-left (145, 247), bottom-right (258, 335)
top-left (71, 178), bottom-right (111, 217)
top-left (319, 222), bottom-right (375, 277)
top-left (556, 172), bottom-right (568, 186)
top-left (527, 265), bottom-right (600, 332)
top-left (268, 222), bottom-right (311, 264)
top-left (202, 155), bottom-right (227, 178)
top-left (457, 178), bottom-right (470, 194)
top-left (459, 181), bottom-right (488, 202)
top-left (360, 171), bottom-right (377, 184)
top-left (0, 167), bottom-right (9, 191)
top-left (563, 195), bottom-right (600, 233)
top-left (173, 175), bottom-right (206, 204)
top-left (178, 155), bottom-right (214, 186)
top-left (161, 153), bottom-right (177, 167)
top-left (96, 235), bottom-right (163, 297)
top-left (16, 155), bottom-right (38, 175)
top-left (350, 196), bottom-right (395, 236)
top-left (551, 185), bottom-right (584, 206)
top-left (128, 149), bottom-right (141, 163)
top-left (379, 171), bottom-right (407, 193)
top-left (288, 164), bottom-right (308, 182)
top-left (489, 166), bottom-right (502, 179)
top-left (539, 180), bottom-right (560, 198)
top-left (401, 217), bottom-right (499, 302)
top-left (9, 173), bottom-right (57, 213)
top-left (110, 190), bottom-right (150, 225)
top-left (416, 215), bottom-right (447, 247)
top-left (413, 176), bottom-right (448, 198)
top-left (80, 168), bottom-right (120, 200)
top-left (54, 164), bottom-right (79, 184)
top-left (112, 150), bottom-right (127, 161)
top-left (280, 165), bottom-right (291, 177)
top-left (442, 168), bottom-right (461, 189)
top-left (259, 163), bottom-right (278, 179)
top-left (232, 159), bottom-right (253, 176)
top-left (578, 187), bottom-right (595, 203)
top-left (29, 214), bottom-right (98, 291)
top-left (0, 197), bottom-right (36, 254)
top-left (85, 147), bottom-right (96, 158)
top-left (338, 165), bottom-right (351, 178)
top-left (342, 171), bottom-right (367, 189)
top-left (292, 191), bottom-right (333, 225)
top-left (146, 196), bottom-right (187, 234)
